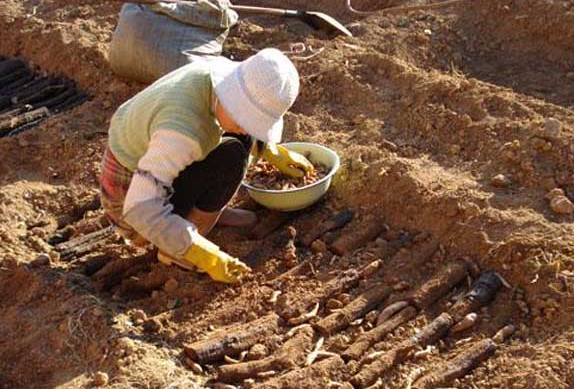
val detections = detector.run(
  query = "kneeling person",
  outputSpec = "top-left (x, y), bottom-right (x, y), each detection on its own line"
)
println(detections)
top-left (99, 49), bottom-right (311, 283)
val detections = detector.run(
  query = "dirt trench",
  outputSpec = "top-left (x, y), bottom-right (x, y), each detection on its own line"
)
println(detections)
top-left (1, 0), bottom-right (574, 388)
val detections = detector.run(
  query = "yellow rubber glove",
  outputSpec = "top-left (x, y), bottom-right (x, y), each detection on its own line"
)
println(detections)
top-left (185, 234), bottom-right (251, 283)
top-left (158, 234), bottom-right (251, 283)
top-left (261, 144), bottom-right (315, 178)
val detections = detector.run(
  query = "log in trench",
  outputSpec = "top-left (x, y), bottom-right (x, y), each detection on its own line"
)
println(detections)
top-left (412, 338), bottom-right (497, 389)
top-left (314, 283), bottom-right (392, 336)
top-left (350, 271), bottom-right (503, 388)
top-left (251, 356), bottom-right (347, 389)
top-left (277, 258), bottom-right (382, 319)
top-left (216, 325), bottom-right (315, 382)
top-left (330, 216), bottom-right (386, 255)
top-left (342, 305), bottom-right (418, 361)
top-left (0, 57), bottom-right (88, 137)
top-left (342, 259), bottom-right (472, 361)
top-left (405, 259), bottom-right (471, 310)
top-left (55, 226), bottom-right (115, 259)
top-left (91, 251), bottom-right (155, 291)
top-left (299, 209), bottom-right (354, 247)
top-left (184, 313), bottom-right (285, 364)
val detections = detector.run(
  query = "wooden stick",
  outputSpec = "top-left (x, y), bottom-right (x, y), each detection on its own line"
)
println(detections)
top-left (278, 268), bottom-right (361, 319)
top-left (119, 271), bottom-right (169, 296)
top-left (252, 356), bottom-right (345, 389)
top-left (300, 209), bottom-right (354, 247)
top-left (0, 107), bottom-right (49, 134)
top-left (34, 88), bottom-right (78, 110)
top-left (5, 76), bottom-right (47, 97)
top-left (386, 238), bottom-right (440, 273)
top-left (377, 301), bottom-right (410, 325)
top-left (406, 260), bottom-right (470, 310)
top-left (55, 226), bottom-right (114, 258)
top-left (330, 217), bottom-right (386, 255)
top-left (0, 67), bottom-right (30, 90)
top-left (351, 344), bottom-right (413, 388)
top-left (0, 74), bottom-right (34, 95)
top-left (216, 326), bottom-right (314, 382)
top-left (18, 84), bottom-right (68, 106)
top-left (9, 77), bottom-right (57, 101)
top-left (249, 211), bottom-right (294, 240)
top-left (83, 254), bottom-right (113, 276)
top-left (411, 312), bottom-right (455, 347)
top-left (51, 90), bottom-right (89, 113)
top-left (381, 0), bottom-right (468, 14)
top-left (0, 59), bottom-right (26, 78)
top-left (58, 237), bottom-right (113, 260)
top-left (91, 252), bottom-right (154, 290)
top-left (342, 306), bottom-right (417, 361)
top-left (0, 105), bottom-right (32, 122)
top-left (269, 258), bottom-right (312, 285)
top-left (5, 117), bottom-right (44, 136)
top-left (314, 283), bottom-right (392, 336)
top-left (351, 313), bottom-right (455, 388)
top-left (412, 339), bottom-right (496, 389)
top-left (184, 313), bottom-right (284, 364)
top-left (346, 0), bottom-right (468, 15)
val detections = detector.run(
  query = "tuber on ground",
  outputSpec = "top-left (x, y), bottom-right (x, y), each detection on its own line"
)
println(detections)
top-left (412, 339), bottom-right (497, 389)
top-left (351, 271), bottom-right (504, 388)
top-left (184, 313), bottom-right (284, 364)
top-left (351, 313), bottom-right (455, 388)
top-left (330, 217), bottom-right (386, 256)
top-left (300, 209), bottom-right (354, 247)
top-left (249, 211), bottom-right (294, 240)
top-left (56, 226), bottom-right (115, 259)
top-left (252, 356), bottom-right (346, 389)
top-left (343, 305), bottom-right (417, 361)
top-left (216, 326), bottom-right (314, 382)
top-left (315, 283), bottom-right (392, 336)
top-left (406, 259), bottom-right (470, 310)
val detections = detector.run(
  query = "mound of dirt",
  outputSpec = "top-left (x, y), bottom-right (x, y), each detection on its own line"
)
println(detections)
top-left (1, 0), bottom-right (574, 388)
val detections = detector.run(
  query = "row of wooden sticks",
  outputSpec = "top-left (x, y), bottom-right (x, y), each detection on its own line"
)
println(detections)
top-left (0, 57), bottom-right (88, 137)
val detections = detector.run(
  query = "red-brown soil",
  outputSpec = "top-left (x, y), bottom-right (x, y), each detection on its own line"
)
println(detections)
top-left (1, 0), bottom-right (574, 388)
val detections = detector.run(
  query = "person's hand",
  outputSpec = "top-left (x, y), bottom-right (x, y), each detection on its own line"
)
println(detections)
top-left (197, 249), bottom-right (251, 283)
top-left (159, 233), bottom-right (250, 283)
top-left (185, 234), bottom-right (251, 283)
top-left (261, 144), bottom-right (315, 178)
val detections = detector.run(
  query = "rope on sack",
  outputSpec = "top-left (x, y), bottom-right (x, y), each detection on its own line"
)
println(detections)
top-left (282, 43), bottom-right (326, 61)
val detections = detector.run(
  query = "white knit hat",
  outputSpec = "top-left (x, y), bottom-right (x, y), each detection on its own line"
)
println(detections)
top-left (211, 48), bottom-right (299, 143)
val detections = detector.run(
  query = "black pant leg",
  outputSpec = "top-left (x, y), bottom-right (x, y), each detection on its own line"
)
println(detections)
top-left (170, 135), bottom-right (253, 217)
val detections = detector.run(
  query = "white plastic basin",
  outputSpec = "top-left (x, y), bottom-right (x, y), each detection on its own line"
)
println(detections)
top-left (242, 142), bottom-right (340, 212)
